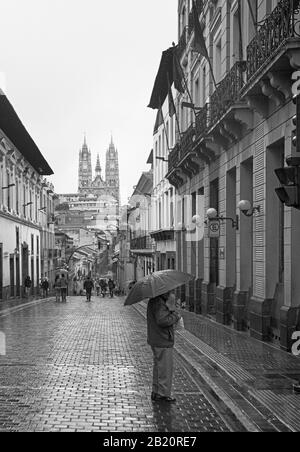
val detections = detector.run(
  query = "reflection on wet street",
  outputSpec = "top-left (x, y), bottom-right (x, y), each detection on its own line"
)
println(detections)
top-left (0, 296), bottom-right (299, 432)
top-left (0, 297), bottom-right (234, 432)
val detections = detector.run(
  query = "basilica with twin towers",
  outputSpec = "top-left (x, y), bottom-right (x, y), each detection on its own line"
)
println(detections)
top-left (78, 136), bottom-right (120, 205)
top-left (57, 137), bottom-right (120, 234)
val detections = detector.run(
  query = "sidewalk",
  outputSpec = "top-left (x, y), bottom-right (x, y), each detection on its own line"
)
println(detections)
top-left (0, 296), bottom-right (52, 318)
top-left (134, 302), bottom-right (300, 432)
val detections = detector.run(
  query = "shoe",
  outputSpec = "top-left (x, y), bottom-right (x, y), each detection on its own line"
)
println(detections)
top-left (153, 394), bottom-right (176, 403)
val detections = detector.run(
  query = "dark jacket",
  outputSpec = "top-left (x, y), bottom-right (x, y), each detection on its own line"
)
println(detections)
top-left (24, 277), bottom-right (32, 288)
top-left (84, 280), bottom-right (94, 291)
top-left (108, 280), bottom-right (115, 289)
top-left (147, 296), bottom-right (181, 348)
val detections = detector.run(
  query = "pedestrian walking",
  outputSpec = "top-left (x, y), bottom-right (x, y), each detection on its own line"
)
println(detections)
top-left (84, 276), bottom-right (94, 302)
top-left (147, 290), bottom-right (181, 403)
top-left (41, 278), bottom-right (49, 298)
top-left (24, 276), bottom-right (32, 298)
top-left (60, 274), bottom-right (68, 302)
top-left (72, 277), bottom-right (78, 296)
top-left (54, 275), bottom-right (61, 302)
top-left (95, 279), bottom-right (100, 297)
top-left (108, 278), bottom-right (115, 298)
top-left (100, 279), bottom-right (107, 298)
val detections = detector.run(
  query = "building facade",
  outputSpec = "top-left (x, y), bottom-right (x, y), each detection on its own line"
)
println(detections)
top-left (0, 92), bottom-right (54, 299)
top-left (151, 99), bottom-right (178, 274)
top-left (128, 169), bottom-right (155, 281)
top-left (149, 0), bottom-right (300, 351)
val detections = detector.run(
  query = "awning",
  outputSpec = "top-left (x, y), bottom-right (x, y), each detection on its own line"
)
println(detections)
top-left (0, 94), bottom-right (53, 175)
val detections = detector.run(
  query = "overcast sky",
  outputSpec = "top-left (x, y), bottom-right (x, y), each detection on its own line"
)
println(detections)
top-left (0, 0), bottom-right (177, 204)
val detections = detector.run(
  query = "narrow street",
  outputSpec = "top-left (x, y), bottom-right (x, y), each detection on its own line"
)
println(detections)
top-left (0, 296), bottom-right (299, 433)
top-left (0, 296), bottom-right (235, 432)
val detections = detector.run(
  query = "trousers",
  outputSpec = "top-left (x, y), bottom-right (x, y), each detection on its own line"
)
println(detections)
top-left (151, 347), bottom-right (174, 397)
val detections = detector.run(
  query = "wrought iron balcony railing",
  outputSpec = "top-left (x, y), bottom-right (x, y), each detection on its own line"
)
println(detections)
top-left (247, 0), bottom-right (300, 82)
top-left (209, 61), bottom-right (246, 128)
top-left (195, 104), bottom-right (209, 140)
top-left (180, 123), bottom-right (196, 159)
top-left (168, 144), bottom-right (181, 173)
top-left (167, 124), bottom-right (196, 173)
top-left (130, 236), bottom-right (154, 251)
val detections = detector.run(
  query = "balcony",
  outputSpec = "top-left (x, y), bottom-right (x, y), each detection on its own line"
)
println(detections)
top-left (166, 125), bottom-right (196, 173)
top-left (180, 123), bottom-right (196, 160)
top-left (209, 61), bottom-right (246, 128)
top-left (195, 103), bottom-right (209, 141)
top-left (130, 236), bottom-right (154, 252)
top-left (168, 144), bottom-right (181, 173)
top-left (246, 0), bottom-right (300, 84)
top-left (150, 229), bottom-right (175, 242)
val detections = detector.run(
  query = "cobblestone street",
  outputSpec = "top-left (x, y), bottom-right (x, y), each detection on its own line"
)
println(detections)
top-left (0, 295), bottom-right (299, 433)
top-left (0, 296), bottom-right (239, 432)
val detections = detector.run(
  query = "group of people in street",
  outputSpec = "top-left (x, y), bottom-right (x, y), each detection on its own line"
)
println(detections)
top-left (83, 277), bottom-right (116, 302)
top-left (22, 272), bottom-right (117, 305)
top-left (24, 275), bottom-right (50, 299)
top-left (72, 276), bottom-right (117, 302)
top-left (54, 273), bottom-right (68, 302)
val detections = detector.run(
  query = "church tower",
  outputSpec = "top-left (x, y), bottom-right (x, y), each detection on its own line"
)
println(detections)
top-left (105, 137), bottom-right (120, 205)
top-left (78, 136), bottom-right (92, 192)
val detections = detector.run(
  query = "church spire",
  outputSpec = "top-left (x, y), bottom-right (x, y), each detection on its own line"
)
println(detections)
top-left (95, 154), bottom-right (101, 176)
top-left (82, 134), bottom-right (88, 152)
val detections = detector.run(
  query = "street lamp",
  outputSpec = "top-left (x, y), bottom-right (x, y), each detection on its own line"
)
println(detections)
top-left (238, 200), bottom-right (261, 217)
top-left (205, 208), bottom-right (239, 230)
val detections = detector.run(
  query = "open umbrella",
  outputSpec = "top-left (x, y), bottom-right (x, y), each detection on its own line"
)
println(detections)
top-left (124, 270), bottom-right (194, 306)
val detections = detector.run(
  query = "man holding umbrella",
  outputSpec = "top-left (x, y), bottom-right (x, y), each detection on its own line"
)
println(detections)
top-left (124, 270), bottom-right (193, 404)
top-left (147, 290), bottom-right (181, 403)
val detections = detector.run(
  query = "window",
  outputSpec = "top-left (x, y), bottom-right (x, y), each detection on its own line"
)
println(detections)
top-left (16, 227), bottom-right (20, 249)
top-left (194, 77), bottom-right (200, 107)
top-left (23, 185), bottom-right (26, 216)
top-left (29, 191), bottom-right (32, 220)
top-left (35, 192), bottom-right (38, 221)
top-left (192, 192), bottom-right (197, 217)
top-left (231, 5), bottom-right (242, 65)
top-left (201, 66), bottom-right (206, 107)
top-left (16, 179), bottom-right (19, 214)
top-left (7, 171), bottom-right (10, 210)
top-left (170, 188), bottom-right (174, 228)
top-left (215, 38), bottom-right (222, 84)
top-left (248, 0), bottom-right (258, 41)
top-left (31, 234), bottom-right (34, 256)
top-left (170, 116), bottom-right (174, 148)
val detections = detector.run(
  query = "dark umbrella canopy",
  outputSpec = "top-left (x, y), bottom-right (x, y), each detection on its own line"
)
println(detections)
top-left (124, 270), bottom-right (194, 306)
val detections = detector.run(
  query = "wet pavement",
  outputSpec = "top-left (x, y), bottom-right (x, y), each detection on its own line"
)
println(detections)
top-left (0, 296), bottom-right (238, 432)
top-left (135, 303), bottom-right (300, 432)
top-left (0, 295), bottom-right (299, 432)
